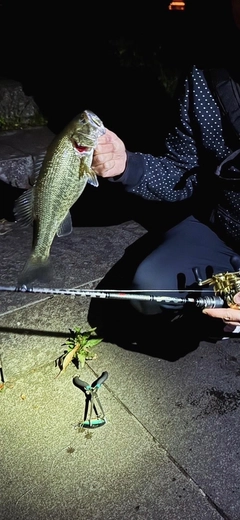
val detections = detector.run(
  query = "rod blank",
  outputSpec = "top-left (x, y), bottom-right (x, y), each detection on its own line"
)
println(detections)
top-left (0, 284), bottom-right (224, 308)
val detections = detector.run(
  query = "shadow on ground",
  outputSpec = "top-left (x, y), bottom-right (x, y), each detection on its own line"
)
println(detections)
top-left (87, 227), bottom-right (225, 362)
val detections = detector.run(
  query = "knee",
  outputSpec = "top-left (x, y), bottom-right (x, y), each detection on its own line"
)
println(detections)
top-left (130, 263), bottom-right (164, 315)
top-left (130, 296), bottom-right (162, 315)
top-left (130, 266), bottom-right (162, 315)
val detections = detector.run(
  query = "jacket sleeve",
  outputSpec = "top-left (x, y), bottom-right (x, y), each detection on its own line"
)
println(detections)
top-left (113, 73), bottom-right (201, 202)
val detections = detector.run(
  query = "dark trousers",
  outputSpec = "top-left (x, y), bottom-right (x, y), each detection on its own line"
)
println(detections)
top-left (130, 215), bottom-right (238, 315)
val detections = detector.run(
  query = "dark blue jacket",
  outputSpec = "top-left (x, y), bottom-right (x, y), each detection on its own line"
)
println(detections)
top-left (119, 66), bottom-right (233, 203)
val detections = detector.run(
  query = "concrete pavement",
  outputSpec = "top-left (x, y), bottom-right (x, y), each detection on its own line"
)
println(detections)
top-left (1, 219), bottom-right (240, 520)
top-left (0, 122), bottom-right (240, 520)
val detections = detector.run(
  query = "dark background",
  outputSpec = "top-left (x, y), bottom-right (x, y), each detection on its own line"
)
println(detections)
top-left (0, 0), bottom-right (236, 227)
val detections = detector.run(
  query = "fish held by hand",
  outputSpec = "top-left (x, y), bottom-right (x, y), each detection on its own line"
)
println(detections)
top-left (14, 110), bottom-right (105, 287)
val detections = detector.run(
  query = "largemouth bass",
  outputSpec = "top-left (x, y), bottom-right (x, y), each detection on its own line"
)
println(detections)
top-left (14, 109), bottom-right (105, 286)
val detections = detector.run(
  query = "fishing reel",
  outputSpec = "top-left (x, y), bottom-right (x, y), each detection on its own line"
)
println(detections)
top-left (193, 255), bottom-right (240, 309)
top-left (199, 271), bottom-right (240, 309)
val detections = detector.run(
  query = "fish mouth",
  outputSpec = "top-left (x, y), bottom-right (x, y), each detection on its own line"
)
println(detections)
top-left (73, 133), bottom-right (102, 153)
top-left (72, 110), bottom-right (106, 153)
top-left (74, 142), bottom-right (92, 154)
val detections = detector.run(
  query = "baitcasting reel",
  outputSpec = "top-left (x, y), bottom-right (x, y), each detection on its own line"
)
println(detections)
top-left (199, 271), bottom-right (240, 310)
top-left (193, 256), bottom-right (240, 309)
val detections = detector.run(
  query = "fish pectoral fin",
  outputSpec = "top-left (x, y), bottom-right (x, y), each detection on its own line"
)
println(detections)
top-left (57, 211), bottom-right (73, 237)
top-left (13, 188), bottom-right (34, 226)
top-left (86, 169), bottom-right (99, 187)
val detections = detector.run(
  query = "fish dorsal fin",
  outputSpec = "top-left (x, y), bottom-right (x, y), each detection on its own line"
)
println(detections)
top-left (29, 152), bottom-right (47, 186)
top-left (34, 152), bottom-right (46, 177)
top-left (13, 188), bottom-right (34, 227)
top-left (57, 211), bottom-right (73, 237)
top-left (27, 152), bottom-right (47, 187)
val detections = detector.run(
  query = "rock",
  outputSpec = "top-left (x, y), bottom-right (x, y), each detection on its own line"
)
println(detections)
top-left (0, 79), bottom-right (47, 130)
top-left (0, 78), bottom-right (54, 190)
top-left (0, 126), bottom-right (54, 189)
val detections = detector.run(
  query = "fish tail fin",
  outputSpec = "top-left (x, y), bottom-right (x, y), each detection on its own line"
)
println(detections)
top-left (17, 258), bottom-right (53, 288)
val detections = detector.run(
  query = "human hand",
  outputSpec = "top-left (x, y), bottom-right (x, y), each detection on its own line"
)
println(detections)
top-left (202, 292), bottom-right (240, 326)
top-left (92, 128), bottom-right (127, 178)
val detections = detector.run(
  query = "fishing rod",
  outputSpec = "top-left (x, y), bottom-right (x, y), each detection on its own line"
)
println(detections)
top-left (2, 261), bottom-right (240, 309)
top-left (0, 284), bottom-right (225, 309)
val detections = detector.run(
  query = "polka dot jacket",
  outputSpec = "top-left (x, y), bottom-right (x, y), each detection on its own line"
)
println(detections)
top-left (119, 66), bottom-right (234, 203)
